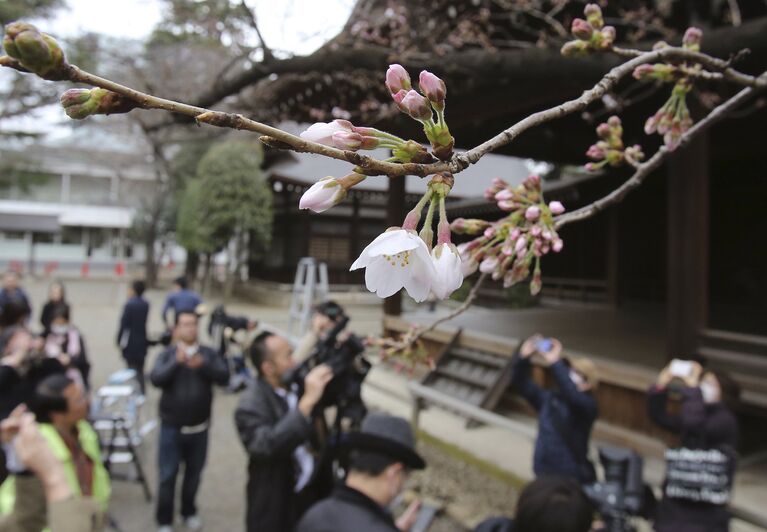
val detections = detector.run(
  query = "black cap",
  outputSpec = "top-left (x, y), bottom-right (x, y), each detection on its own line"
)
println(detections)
top-left (342, 414), bottom-right (426, 470)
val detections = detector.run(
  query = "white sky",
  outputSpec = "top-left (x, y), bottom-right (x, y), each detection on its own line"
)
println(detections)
top-left (1, 0), bottom-right (354, 139)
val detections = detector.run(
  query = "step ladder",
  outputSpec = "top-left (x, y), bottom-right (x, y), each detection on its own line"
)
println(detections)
top-left (287, 257), bottom-right (329, 339)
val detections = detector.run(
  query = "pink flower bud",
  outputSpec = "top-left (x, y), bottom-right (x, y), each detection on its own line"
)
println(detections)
top-left (495, 189), bottom-right (514, 201)
top-left (386, 64), bottom-right (411, 94)
top-left (542, 230), bottom-right (552, 241)
top-left (498, 200), bottom-right (517, 211)
top-left (483, 227), bottom-right (496, 238)
top-left (549, 201), bottom-right (565, 215)
top-left (571, 18), bottom-right (593, 40)
top-left (399, 90), bottom-right (432, 121)
top-left (392, 89), bottom-right (407, 105)
top-left (300, 120), bottom-right (354, 146)
top-left (525, 206), bottom-right (540, 221)
top-left (531, 225), bottom-right (542, 237)
top-left (683, 27), bottom-right (702, 51)
top-left (479, 256), bottom-right (499, 274)
top-left (510, 228), bottom-right (521, 240)
top-left (552, 239), bottom-right (564, 253)
top-left (596, 122), bottom-right (611, 139)
top-left (418, 70), bottom-right (446, 104)
top-left (332, 131), bottom-right (363, 150)
top-left (515, 236), bottom-right (527, 254)
top-left (600, 26), bottom-right (616, 47)
top-left (584, 3), bottom-right (603, 29)
top-left (633, 64), bottom-right (655, 80)
top-left (492, 177), bottom-right (509, 189)
top-left (586, 143), bottom-right (606, 160)
top-left (502, 241), bottom-right (514, 256)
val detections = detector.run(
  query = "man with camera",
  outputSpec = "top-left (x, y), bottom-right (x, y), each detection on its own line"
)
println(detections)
top-left (234, 331), bottom-right (333, 532)
top-left (150, 310), bottom-right (229, 532)
top-left (296, 413), bottom-right (425, 532)
top-left (292, 301), bottom-right (346, 363)
top-left (510, 335), bottom-right (599, 484)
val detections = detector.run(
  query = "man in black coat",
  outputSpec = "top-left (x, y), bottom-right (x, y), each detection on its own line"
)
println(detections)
top-left (234, 331), bottom-right (333, 532)
top-left (117, 280), bottom-right (150, 393)
top-left (510, 335), bottom-right (599, 484)
top-left (150, 310), bottom-right (229, 532)
top-left (296, 413), bottom-right (425, 532)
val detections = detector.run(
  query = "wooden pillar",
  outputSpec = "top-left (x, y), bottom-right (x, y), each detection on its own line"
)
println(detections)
top-left (606, 208), bottom-right (620, 307)
top-left (282, 186), bottom-right (292, 269)
top-left (667, 133), bottom-right (709, 359)
top-left (384, 176), bottom-right (406, 316)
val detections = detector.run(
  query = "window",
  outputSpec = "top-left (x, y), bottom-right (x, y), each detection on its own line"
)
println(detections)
top-left (308, 237), bottom-right (350, 264)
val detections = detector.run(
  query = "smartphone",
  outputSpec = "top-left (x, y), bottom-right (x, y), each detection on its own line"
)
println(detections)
top-left (669, 359), bottom-right (694, 378)
top-left (535, 338), bottom-right (553, 353)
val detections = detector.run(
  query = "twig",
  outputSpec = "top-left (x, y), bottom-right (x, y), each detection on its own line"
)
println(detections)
top-left (555, 73), bottom-right (767, 228)
top-left (727, 0), bottom-right (743, 27)
top-left (391, 273), bottom-right (488, 349)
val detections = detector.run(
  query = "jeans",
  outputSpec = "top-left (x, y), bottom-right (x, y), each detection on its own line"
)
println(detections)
top-left (156, 424), bottom-right (209, 526)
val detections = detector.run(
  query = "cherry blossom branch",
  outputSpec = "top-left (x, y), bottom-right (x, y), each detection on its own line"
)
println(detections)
top-left (554, 75), bottom-right (766, 228)
top-left (383, 273), bottom-right (488, 353)
top-left (2, 46), bottom-right (764, 179)
top-left (451, 47), bottom-right (766, 171)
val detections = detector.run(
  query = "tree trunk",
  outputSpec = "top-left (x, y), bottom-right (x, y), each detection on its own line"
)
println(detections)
top-left (202, 253), bottom-right (213, 296)
top-left (145, 225), bottom-right (158, 288)
top-left (185, 251), bottom-right (200, 285)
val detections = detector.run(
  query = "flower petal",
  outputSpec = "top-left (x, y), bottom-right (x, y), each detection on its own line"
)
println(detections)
top-left (365, 257), bottom-right (406, 298)
top-left (365, 230), bottom-right (419, 257)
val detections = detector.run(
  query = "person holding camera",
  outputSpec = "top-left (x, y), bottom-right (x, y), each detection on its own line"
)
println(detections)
top-left (510, 335), bottom-right (599, 484)
top-left (150, 310), bottom-right (229, 532)
top-left (292, 301), bottom-right (345, 363)
top-left (234, 331), bottom-right (333, 532)
top-left (296, 413), bottom-right (425, 532)
top-left (647, 360), bottom-right (740, 532)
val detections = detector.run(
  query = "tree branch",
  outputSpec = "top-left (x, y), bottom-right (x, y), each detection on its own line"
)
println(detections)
top-left (554, 73), bottom-right (767, 228)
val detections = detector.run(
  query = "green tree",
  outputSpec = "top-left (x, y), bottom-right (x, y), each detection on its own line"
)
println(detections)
top-left (191, 139), bottom-right (272, 296)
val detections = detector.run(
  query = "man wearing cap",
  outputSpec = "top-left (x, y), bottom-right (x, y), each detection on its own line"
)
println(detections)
top-left (296, 413), bottom-right (425, 532)
top-left (510, 335), bottom-right (599, 484)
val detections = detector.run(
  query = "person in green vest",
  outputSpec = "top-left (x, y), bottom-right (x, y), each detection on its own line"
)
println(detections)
top-left (0, 374), bottom-right (110, 531)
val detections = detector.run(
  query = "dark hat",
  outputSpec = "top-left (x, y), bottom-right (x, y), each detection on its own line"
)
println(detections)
top-left (343, 414), bottom-right (426, 470)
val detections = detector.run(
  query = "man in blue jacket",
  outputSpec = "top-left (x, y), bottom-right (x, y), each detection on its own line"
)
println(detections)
top-left (116, 280), bottom-right (150, 393)
top-left (510, 335), bottom-right (599, 484)
top-left (161, 277), bottom-right (202, 330)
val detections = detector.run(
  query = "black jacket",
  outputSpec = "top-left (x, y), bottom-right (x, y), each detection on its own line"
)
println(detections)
top-left (295, 485), bottom-right (398, 532)
top-left (150, 344), bottom-right (228, 427)
top-left (647, 386), bottom-right (739, 532)
top-left (116, 296), bottom-right (150, 362)
top-left (510, 353), bottom-right (598, 483)
top-left (0, 357), bottom-right (66, 420)
top-left (234, 378), bottom-right (315, 532)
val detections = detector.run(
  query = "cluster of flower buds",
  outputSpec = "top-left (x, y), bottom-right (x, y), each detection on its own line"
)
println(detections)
top-left (349, 173), bottom-right (464, 302)
top-left (644, 80), bottom-right (693, 151)
top-left (455, 175), bottom-right (565, 295)
top-left (60, 88), bottom-right (138, 119)
top-left (386, 64), bottom-right (454, 160)
top-left (636, 28), bottom-right (703, 151)
top-left (585, 116), bottom-right (644, 171)
top-left (299, 119), bottom-right (434, 164)
top-left (298, 172), bottom-right (366, 213)
top-left (2, 22), bottom-right (70, 80)
top-left (561, 4), bottom-right (616, 57)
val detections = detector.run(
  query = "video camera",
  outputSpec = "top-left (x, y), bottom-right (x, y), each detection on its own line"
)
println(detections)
top-left (283, 302), bottom-right (370, 426)
top-left (583, 447), bottom-right (654, 532)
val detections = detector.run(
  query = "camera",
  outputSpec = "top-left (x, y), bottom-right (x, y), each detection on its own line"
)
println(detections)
top-left (583, 447), bottom-right (654, 532)
top-left (283, 304), bottom-right (370, 427)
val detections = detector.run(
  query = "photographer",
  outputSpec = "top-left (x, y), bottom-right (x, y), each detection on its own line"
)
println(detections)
top-left (647, 361), bottom-right (740, 532)
top-left (510, 335), bottom-right (599, 484)
top-left (234, 331), bottom-right (333, 532)
top-left (293, 301), bottom-right (346, 363)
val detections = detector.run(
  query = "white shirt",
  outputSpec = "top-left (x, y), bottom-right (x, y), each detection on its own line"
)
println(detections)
top-left (274, 387), bottom-right (315, 492)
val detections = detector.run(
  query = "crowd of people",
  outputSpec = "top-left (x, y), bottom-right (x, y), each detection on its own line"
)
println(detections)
top-left (0, 270), bottom-right (745, 532)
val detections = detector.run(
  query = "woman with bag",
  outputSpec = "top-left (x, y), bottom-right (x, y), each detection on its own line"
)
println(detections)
top-left (648, 361), bottom-right (740, 532)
